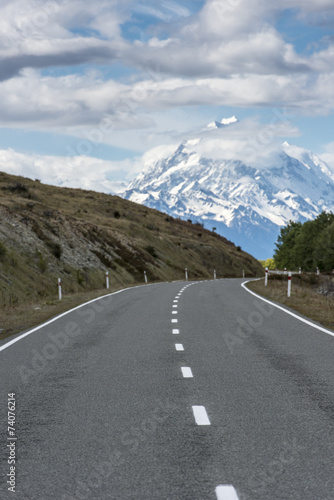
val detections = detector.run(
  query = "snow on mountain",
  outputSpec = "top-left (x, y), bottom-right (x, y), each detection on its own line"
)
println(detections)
top-left (122, 120), bottom-right (334, 259)
top-left (207, 116), bottom-right (239, 129)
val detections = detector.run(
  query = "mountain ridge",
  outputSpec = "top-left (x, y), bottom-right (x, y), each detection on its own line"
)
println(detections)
top-left (122, 124), bottom-right (334, 259)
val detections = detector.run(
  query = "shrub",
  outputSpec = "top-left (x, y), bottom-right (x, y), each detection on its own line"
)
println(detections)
top-left (145, 245), bottom-right (158, 258)
top-left (0, 241), bottom-right (7, 260)
top-left (36, 251), bottom-right (47, 272)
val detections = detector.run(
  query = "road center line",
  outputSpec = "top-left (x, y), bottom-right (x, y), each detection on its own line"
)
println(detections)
top-left (215, 485), bottom-right (240, 500)
top-left (192, 405), bottom-right (211, 425)
top-left (175, 343), bottom-right (184, 351)
top-left (172, 310), bottom-right (178, 314)
top-left (171, 319), bottom-right (178, 323)
top-left (172, 329), bottom-right (180, 334)
top-left (181, 367), bottom-right (193, 378)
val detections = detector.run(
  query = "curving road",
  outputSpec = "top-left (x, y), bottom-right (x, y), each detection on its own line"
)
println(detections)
top-left (1, 279), bottom-right (334, 499)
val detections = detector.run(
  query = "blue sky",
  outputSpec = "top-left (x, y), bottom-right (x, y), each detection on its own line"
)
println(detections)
top-left (1, 0), bottom-right (334, 192)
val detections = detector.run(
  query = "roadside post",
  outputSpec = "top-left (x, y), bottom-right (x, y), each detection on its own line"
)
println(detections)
top-left (106, 271), bottom-right (109, 290)
top-left (58, 278), bottom-right (62, 301)
top-left (287, 272), bottom-right (292, 297)
top-left (265, 267), bottom-right (268, 286)
top-left (185, 268), bottom-right (188, 281)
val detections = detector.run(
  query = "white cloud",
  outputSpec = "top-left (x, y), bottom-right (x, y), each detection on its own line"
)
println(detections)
top-left (0, 148), bottom-right (142, 193)
top-left (0, 0), bottom-right (332, 163)
top-left (179, 116), bottom-right (300, 169)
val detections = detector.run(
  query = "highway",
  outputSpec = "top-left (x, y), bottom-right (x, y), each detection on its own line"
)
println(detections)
top-left (0, 279), bottom-right (334, 499)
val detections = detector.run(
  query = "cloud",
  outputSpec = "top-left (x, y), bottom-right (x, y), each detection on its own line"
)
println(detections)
top-left (0, 0), bottom-right (333, 158)
top-left (179, 116), bottom-right (300, 169)
top-left (0, 148), bottom-right (140, 193)
top-left (0, 0), bottom-right (128, 80)
top-left (0, 114), bottom-right (317, 193)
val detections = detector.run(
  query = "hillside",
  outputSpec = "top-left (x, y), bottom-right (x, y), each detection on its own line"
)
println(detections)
top-left (0, 171), bottom-right (263, 337)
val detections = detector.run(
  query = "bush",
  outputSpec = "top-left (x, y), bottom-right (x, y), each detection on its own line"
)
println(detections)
top-left (49, 242), bottom-right (62, 259)
top-left (36, 251), bottom-right (47, 272)
top-left (145, 245), bottom-right (158, 258)
top-left (0, 241), bottom-right (7, 260)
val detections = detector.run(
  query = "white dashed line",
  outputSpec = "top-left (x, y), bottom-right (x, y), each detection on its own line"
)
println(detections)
top-left (192, 405), bottom-right (211, 425)
top-left (172, 329), bottom-right (180, 334)
top-left (175, 343), bottom-right (184, 351)
top-left (171, 319), bottom-right (178, 323)
top-left (173, 304), bottom-right (178, 308)
top-left (215, 485), bottom-right (240, 500)
top-left (173, 300), bottom-right (178, 303)
top-left (181, 367), bottom-right (193, 378)
top-left (172, 310), bottom-right (178, 314)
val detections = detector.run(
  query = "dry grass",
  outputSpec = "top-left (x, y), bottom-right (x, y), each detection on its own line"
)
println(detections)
top-left (0, 284), bottom-right (138, 341)
top-left (246, 273), bottom-right (334, 330)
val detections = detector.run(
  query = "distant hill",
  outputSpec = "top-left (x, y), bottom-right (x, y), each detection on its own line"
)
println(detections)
top-left (0, 171), bottom-right (263, 315)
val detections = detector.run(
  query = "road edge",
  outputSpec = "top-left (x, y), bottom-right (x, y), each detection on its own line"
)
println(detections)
top-left (242, 279), bottom-right (334, 338)
top-left (0, 282), bottom-right (165, 353)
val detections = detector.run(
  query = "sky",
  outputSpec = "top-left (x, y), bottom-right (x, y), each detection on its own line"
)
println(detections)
top-left (1, 0), bottom-right (334, 193)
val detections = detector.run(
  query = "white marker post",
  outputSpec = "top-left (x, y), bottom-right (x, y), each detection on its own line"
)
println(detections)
top-left (265, 267), bottom-right (268, 286)
top-left (299, 267), bottom-right (301, 274)
top-left (214, 270), bottom-right (216, 280)
top-left (185, 268), bottom-right (188, 281)
top-left (242, 269), bottom-right (245, 279)
top-left (287, 272), bottom-right (292, 297)
top-left (144, 271), bottom-right (148, 284)
top-left (317, 267), bottom-right (320, 275)
top-left (106, 271), bottom-right (109, 290)
top-left (58, 278), bottom-right (62, 301)
top-left (284, 267), bottom-right (287, 275)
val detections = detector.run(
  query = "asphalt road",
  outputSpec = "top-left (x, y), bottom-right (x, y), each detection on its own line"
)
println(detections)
top-left (0, 279), bottom-right (334, 500)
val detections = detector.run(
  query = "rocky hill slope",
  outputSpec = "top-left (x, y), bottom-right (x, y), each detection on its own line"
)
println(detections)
top-left (0, 171), bottom-right (263, 327)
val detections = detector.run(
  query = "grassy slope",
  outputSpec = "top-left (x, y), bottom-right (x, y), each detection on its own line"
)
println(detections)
top-left (0, 171), bottom-right (263, 338)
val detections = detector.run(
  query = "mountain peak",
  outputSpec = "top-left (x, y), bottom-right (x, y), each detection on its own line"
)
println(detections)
top-left (207, 116), bottom-right (238, 129)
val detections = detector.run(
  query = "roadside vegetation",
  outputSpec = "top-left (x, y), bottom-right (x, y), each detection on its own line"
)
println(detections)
top-left (246, 273), bottom-right (334, 330)
top-left (253, 213), bottom-right (334, 330)
top-left (273, 212), bottom-right (334, 272)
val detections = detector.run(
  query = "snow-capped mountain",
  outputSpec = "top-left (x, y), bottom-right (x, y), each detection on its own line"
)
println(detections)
top-left (122, 119), bottom-right (334, 259)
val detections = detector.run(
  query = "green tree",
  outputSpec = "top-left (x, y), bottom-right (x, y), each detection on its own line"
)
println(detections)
top-left (273, 221), bottom-right (302, 269)
top-left (293, 212), bottom-right (334, 271)
top-left (314, 221), bottom-right (334, 272)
